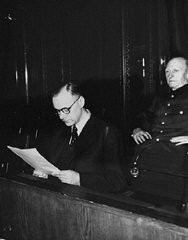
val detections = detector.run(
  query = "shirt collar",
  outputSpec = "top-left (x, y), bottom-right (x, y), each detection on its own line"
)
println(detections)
top-left (74, 109), bottom-right (91, 136)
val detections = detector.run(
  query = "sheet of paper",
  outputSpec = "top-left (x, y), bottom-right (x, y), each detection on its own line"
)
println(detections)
top-left (7, 146), bottom-right (60, 175)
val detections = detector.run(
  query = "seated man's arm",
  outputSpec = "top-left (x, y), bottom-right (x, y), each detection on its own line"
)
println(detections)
top-left (131, 96), bottom-right (159, 144)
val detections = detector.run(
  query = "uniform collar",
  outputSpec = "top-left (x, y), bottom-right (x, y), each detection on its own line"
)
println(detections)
top-left (169, 83), bottom-right (188, 97)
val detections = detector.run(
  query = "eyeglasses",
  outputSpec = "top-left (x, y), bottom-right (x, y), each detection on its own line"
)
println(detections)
top-left (55, 96), bottom-right (80, 115)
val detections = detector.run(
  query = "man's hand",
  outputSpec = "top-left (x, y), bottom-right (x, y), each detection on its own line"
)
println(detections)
top-left (170, 136), bottom-right (188, 146)
top-left (53, 170), bottom-right (80, 186)
top-left (33, 169), bottom-right (48, 179)
top-left (131, 128), bottom-right (152, 144)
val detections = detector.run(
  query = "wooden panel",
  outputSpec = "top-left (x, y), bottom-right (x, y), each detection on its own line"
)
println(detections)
top-left (0, 175), bottom-right (188, 240)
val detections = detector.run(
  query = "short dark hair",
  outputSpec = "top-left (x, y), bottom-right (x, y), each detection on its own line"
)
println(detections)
top-left (51, 82), bottom-right (82, 97)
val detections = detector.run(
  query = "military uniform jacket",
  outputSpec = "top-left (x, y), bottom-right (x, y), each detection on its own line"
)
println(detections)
top-left (139, 84), bottom-right (188, 142)
top-left (130, 85), bottom-right (188, 200)
top-left (36, 115), bottom-right (127, 193)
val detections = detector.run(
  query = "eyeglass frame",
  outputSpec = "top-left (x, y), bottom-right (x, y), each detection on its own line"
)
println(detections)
top-left (55, 96), bottom-right (80, 115)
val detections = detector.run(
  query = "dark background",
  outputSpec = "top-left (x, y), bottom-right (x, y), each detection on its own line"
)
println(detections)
top-left (0, 0), bottom-right (188, 172)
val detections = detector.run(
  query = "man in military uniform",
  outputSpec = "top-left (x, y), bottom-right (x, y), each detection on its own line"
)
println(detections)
top-left (130, 57), bottom-right (188, 200)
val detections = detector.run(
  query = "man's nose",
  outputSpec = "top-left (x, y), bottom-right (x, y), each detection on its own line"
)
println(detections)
top-left (58, 112), bottom-right (67, 120)
top-left (169, 71), bottom-right (174, 78)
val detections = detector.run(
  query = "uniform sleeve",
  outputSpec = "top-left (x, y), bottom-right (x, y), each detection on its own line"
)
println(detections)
top-left (134, 96), bottom-right (159, 132)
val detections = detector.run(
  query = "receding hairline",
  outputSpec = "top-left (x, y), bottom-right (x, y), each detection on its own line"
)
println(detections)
top-left (166, 57), bottom-right (188, 69)
top-left (52, 82), bottom-right (81, 98)
top-left (53, 87), bottom-right (78, 101)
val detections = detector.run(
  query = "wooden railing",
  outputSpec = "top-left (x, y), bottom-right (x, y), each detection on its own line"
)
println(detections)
top-left (0, 174), bottom-right (188, 240)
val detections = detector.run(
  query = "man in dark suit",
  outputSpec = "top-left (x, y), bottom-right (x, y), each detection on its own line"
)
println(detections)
top-left (34, 82), bottom-right (127, 193)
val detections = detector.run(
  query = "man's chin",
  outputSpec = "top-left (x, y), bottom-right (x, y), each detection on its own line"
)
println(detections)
top-left (64, 121), bottom-right (73, 127)
top-left (168, 83), bottom-right (176, 89)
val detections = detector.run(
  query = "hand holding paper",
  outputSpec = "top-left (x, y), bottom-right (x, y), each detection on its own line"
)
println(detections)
top-left (7, 146), bottom-right (80, 185)
top-left (52, 170), bottom-right (80, 186)
top-left (33, 169), bottom-right (48, 179)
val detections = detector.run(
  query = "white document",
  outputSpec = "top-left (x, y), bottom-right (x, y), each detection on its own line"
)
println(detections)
top-left (7, 146), bottom-right (60, 175)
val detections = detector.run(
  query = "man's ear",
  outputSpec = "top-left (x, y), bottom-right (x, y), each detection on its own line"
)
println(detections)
top-left (78, 96), bottom-right (85, 108)
top-left (185, 70), bottom-right (188, 82)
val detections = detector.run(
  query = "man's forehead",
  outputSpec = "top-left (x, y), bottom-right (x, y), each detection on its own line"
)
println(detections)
top-left (52, 89), bottom-right (75, 107)
top-left (166, 58), bottom-right (186, 70)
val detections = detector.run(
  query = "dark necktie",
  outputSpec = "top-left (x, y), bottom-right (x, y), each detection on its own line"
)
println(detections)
top-left (69, 125), bottom-right (78, 147)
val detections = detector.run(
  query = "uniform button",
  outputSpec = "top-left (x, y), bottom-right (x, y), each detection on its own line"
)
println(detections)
top-left (161, 121), bottom-right (165, 125)
top-left (171, 94), bottom-right (174, 98)
top-left (179, 111), bottom-right (184, 114)
top-left (156, 138), bottom-right (160, 141)
top-left (160, 130), bottom-right (163, 133)
top-left (164, 112), bottom-right (168, 116)
top-left (167, 103), bottom-right (171, 107)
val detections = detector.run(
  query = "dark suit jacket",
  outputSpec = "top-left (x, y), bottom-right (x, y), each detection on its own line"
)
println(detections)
top-left (37, 115), bottom-right (127, 193)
